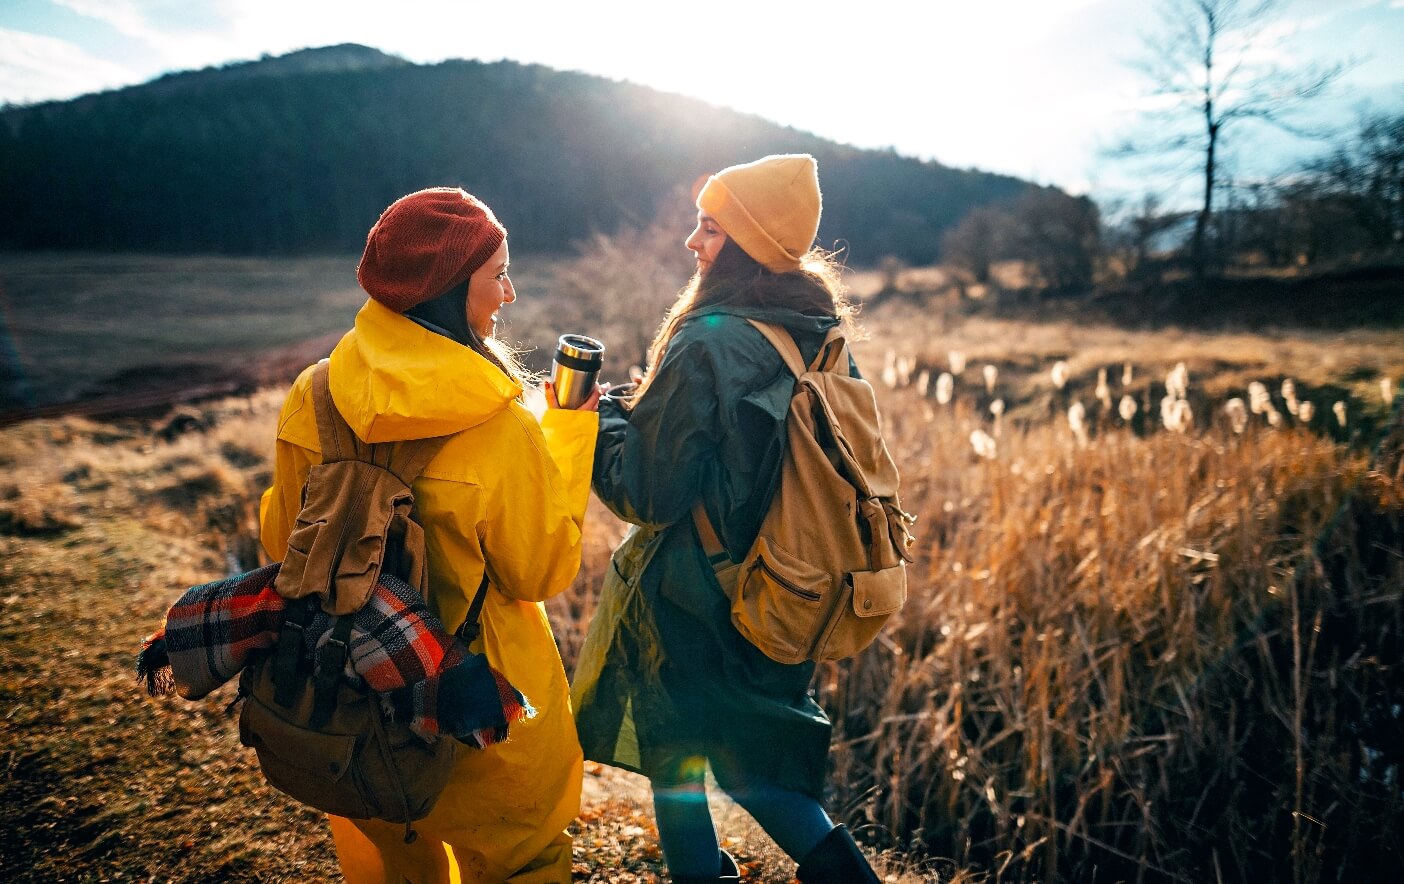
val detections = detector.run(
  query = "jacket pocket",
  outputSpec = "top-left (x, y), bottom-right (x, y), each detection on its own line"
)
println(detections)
top-left (732, 537), bottom-right (833, 665)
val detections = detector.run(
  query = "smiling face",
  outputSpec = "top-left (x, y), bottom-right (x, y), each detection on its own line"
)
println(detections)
top-left (684, 211), bottom-right (728, 275)
top-left (466, 239), bottom-right (514, 339)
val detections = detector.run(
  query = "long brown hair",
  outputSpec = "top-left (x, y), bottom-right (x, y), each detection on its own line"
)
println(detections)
top-left (472, 328), bottom-right (530, 386)
top-left (633, 240), bottom-right (857, 401)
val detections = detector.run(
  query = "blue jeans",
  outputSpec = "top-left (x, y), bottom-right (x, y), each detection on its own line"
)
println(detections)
top-left (649, 751), bottom-right (834, 877)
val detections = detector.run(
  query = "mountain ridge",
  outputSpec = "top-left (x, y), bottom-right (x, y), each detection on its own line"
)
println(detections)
top-left (0, 44), bottom-right (1042, 263)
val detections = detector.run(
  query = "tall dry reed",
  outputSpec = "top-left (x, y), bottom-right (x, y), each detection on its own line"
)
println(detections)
top-left (799, 386), bottom-right (1403, 882)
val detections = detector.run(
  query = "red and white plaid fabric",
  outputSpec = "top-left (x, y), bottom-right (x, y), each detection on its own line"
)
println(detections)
top-left (138, 563), bottom-right (531, 747)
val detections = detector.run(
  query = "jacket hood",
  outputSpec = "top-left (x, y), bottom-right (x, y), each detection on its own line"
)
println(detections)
top-left (327, 298), bottom-right (522, 443)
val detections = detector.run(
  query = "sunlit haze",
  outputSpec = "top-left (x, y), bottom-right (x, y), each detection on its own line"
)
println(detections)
top-left (3, 0), bottom-right (1402, 203)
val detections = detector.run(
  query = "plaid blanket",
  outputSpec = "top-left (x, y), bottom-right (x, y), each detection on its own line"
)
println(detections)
top-left (137, 562), bottom-right (532, 748)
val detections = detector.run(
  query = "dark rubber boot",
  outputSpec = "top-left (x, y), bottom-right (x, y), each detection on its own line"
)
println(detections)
top-left (671, 848), bottom-right (741, 883)
top-left (796, 824), bottom-right (881, 884)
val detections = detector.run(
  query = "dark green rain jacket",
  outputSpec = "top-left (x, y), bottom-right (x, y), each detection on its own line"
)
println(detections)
top-left (571, 304), bottom-right (853, 798)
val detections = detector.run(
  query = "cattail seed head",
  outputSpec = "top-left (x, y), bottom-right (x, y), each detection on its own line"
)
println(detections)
top-left (936, 372), bottom-right (954, 405)
top-left (1248, 381), bottom-right (1270, 415)
top-left (969, 428), bottom-right (998, 459)
top-left (1068, 400), bottom-right (1086, 430)
top-left (1163, 397), bottom-right (1193, 433)
top-left (896, 355), bottom-right (913, 387)
top-left (1224, 397), bottom-right (1248, 434)
top-left (1165, 362), bottom-right (1189, 400)
top-left (1068, 401), bottom-right (1089, 446)
top-left (1118, 395), bottom-right (1137, 421)
top-left (880, 349), bottom-right (898, 389)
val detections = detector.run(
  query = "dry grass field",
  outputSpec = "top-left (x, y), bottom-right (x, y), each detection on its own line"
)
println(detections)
top-left (2, 252), bottom-right (1402, 882)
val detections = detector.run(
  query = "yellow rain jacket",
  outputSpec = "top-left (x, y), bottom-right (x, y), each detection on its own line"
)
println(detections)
top-left (259, 299), bottom-right (596, 884)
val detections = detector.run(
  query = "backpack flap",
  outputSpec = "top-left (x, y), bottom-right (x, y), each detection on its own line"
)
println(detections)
top-left (850, 566), bottom-right (906, 618)
top-left (805, 373), bottom-right (900, 499)
top-left (275, 461), bottom-right (414, 615)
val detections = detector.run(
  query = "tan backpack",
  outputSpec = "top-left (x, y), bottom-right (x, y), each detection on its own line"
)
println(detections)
top-left (238, 361), bottom-right (477, 842)
top-left (694, 320), bottom-right (915, 664)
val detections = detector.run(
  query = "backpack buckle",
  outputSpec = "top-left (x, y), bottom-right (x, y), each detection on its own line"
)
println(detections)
top-left (310, 617), bottom-right (354, 729)
top-left (271, 614), bottom-right (308, 708)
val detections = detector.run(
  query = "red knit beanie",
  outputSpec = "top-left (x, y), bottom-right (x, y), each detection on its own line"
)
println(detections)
top-left (357, 187), bottom-right (508, 313)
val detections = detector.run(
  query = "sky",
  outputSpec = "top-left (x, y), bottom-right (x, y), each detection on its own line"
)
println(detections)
top-left (3, 0), bottom-right (1402, 208)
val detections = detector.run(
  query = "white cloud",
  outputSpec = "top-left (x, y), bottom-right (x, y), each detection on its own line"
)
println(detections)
top-left (0, 28), bottom-right (137, 105)
top-left (50, 0), bottom-right (165, 42)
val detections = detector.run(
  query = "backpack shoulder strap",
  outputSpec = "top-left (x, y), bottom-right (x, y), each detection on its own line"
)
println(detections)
top-left (309, 361), bottom-right (364, 464)
top-left (308, 360), bottom-right (451, 483)
top-left (746, 319), bottom-right (848, 376)
top-left (813, 327), bottom-right (849, 373)
top-left (387, 433), bottom-right (453, 487)
top-left (745, 320), bottom-right (807, 378)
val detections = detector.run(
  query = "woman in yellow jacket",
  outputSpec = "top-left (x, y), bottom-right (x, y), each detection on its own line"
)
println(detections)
top-left (259, 187), bottom-right (600, 883)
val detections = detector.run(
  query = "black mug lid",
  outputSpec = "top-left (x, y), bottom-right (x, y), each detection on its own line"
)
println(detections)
top-left (556, 334), bottom-right (604, 367)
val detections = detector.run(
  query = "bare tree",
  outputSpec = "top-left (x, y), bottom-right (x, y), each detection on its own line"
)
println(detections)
top-left (1005, 190), bottom-right (1103, 293)
top-left (940, 205), bottom-right (1006, 284)
top-left (1119, 0), bottom-right (1345, 277)
top-left (1309, 111), bottom-right (1404, 250)
top-left (1104, 193), bottom-right (1193, 277)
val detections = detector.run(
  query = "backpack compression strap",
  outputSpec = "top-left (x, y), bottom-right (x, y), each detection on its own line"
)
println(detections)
top-left (456, 571), bottom-right (492, 644)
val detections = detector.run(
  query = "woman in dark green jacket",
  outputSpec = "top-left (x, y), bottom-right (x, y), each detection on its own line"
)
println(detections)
top-left (571, 154), bottom-right (880, 884)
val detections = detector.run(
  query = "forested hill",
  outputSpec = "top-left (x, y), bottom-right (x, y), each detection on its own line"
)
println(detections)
top-left (0, 44), bottom-right (1035, 264)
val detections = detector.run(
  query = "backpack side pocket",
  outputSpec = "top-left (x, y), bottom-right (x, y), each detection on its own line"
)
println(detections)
top-left (814, 565), bottom-right (906, 661)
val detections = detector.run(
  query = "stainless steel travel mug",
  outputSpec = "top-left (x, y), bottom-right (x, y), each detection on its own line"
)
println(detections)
top-left (551, 334), bottom-right (604, 409)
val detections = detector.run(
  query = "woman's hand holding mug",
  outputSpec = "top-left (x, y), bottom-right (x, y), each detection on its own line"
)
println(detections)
top-left (544, 379), bottom-right (608, 412)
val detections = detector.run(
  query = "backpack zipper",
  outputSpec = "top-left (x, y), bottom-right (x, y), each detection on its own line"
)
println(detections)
top-left (755, 555), bottom-right (822, 601)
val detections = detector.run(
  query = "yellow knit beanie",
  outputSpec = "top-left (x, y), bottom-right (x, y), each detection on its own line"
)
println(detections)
top-left (696, 153), bottom-right (821, 273)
